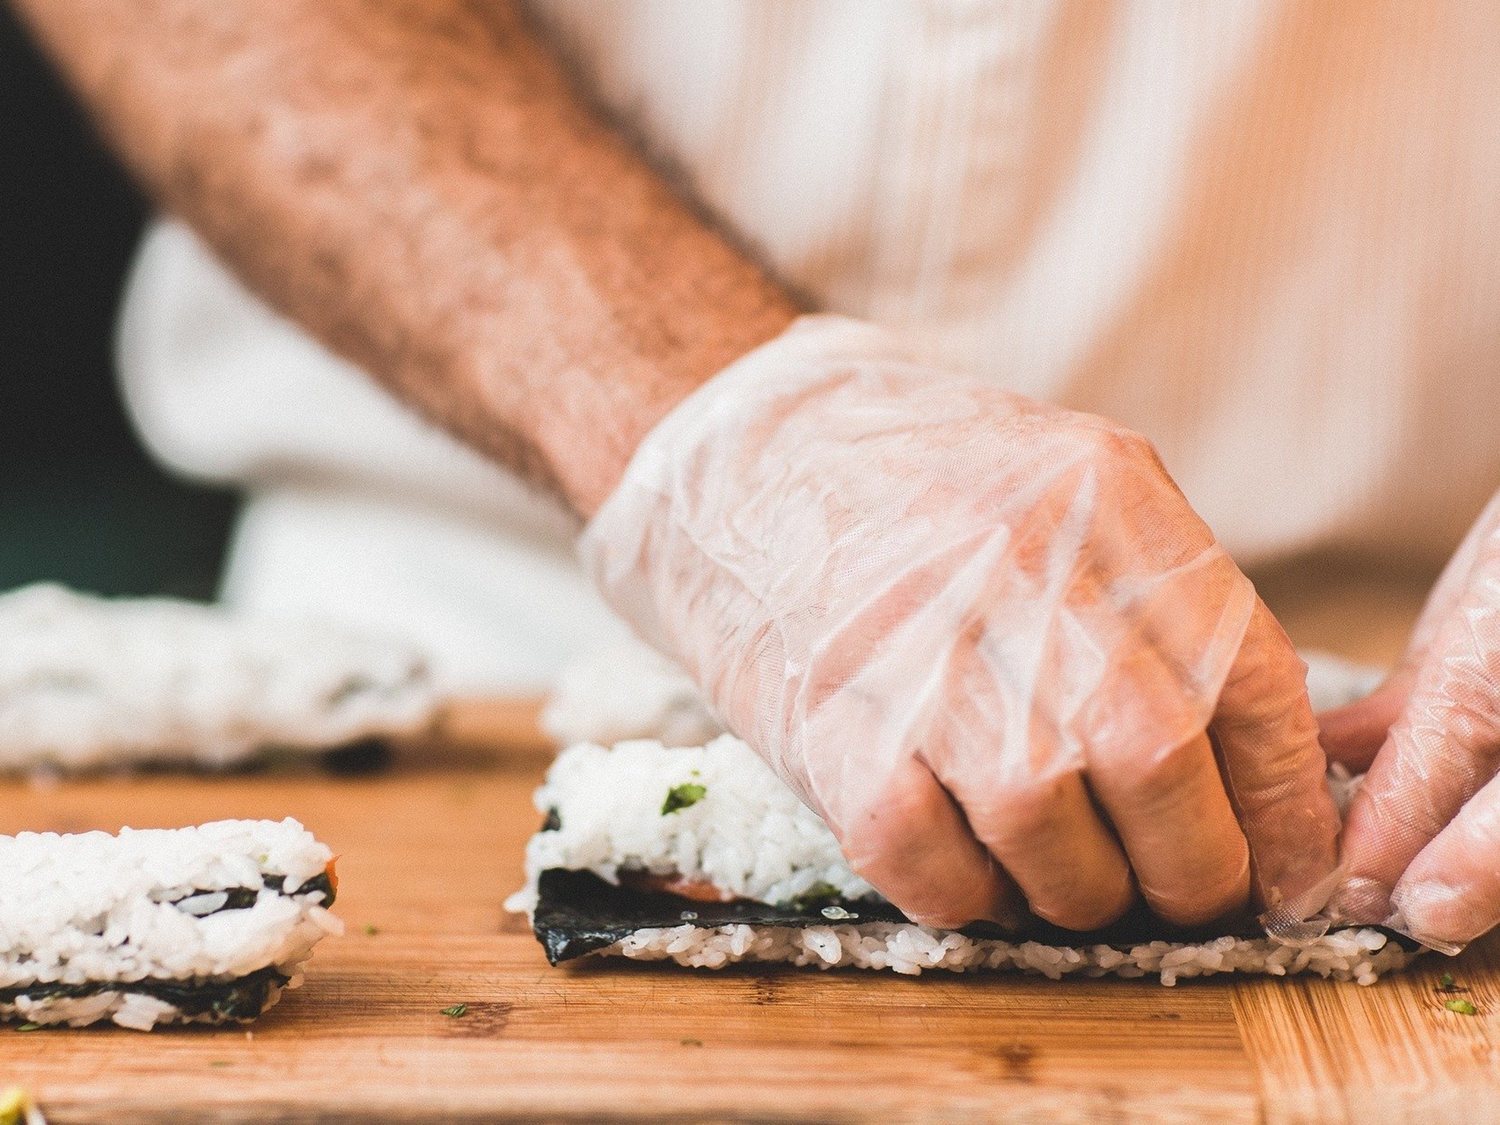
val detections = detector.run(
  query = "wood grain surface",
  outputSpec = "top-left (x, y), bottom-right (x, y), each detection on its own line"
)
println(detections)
top-left (4, 568), bottom-right (1495, 1123)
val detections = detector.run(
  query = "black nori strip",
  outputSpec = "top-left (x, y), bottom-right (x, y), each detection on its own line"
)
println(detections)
top-left (264, 870), bottom-right (337, 907)
top-left (171, 871), bottom-right (336, 917)
top-left (212, 887), bottom-right (262, 912)
top-left (532, 868), bottom-right (1416, 967)
top-left (0, 964), bottom-right (290, 1022)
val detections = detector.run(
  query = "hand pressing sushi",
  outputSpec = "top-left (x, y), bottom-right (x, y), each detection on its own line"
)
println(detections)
top-left (1321, 488), bottom-right (1500, 951)
top-left (582, 315), bottom-right (1339, 933)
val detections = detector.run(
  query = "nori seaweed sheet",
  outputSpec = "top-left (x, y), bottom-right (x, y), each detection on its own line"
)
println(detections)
top-left (532, 868), bottom-right (1413, 966)
top-left (0, 964), bottom-right (290, 1021)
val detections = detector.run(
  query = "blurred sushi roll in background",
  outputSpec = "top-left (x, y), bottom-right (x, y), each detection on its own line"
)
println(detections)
top-left (0, 818), bottom-right (341, 1030)
top-left (0, 584), bottom-right (437, 774)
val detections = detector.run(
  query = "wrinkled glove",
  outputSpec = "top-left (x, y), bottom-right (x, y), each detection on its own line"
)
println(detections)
top-left (582, 316), bottom-right (1338, 932)
top-left (1322, 488), bottom-right (1500, 953)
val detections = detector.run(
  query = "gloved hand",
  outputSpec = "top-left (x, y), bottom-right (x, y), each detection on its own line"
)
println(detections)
top-left (582, 316), bottom-right (1338, 932)
top-left (1321, 488), bottom-right (1500, 952)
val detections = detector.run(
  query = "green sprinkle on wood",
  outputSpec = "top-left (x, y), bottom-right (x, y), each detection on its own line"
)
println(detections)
top-left (441, 1003), bottom-right (469, 1018)
top-left (363, 924), bottom-right (379, 937)
top-left (1436, 972), bottom-right (1469, 995)
top-left (1443, 998), bottom-right (1479, 1016)
top-left (661, 782), bottom-right (707, 815)
top-left (13, 1024), bottom-right (41, 1033)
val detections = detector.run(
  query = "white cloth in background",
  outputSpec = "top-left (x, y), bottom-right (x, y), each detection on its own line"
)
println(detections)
top-left (117, 1), bottom-right (1500, 691)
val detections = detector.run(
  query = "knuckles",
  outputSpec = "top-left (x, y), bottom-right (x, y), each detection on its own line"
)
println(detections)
top-left (960, 772), bottom-right (1085, 854)
top-left (1087, 735), bottom-right (1206, 812)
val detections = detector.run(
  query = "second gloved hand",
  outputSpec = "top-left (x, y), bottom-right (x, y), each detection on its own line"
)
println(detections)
top-left (582, 316), bottom-right (1339, 932)
top-left (1321, 488), bottom-right (1500, 951)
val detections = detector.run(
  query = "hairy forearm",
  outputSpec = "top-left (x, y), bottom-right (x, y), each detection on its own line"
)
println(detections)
top-left (12, 0), bottom-right (797, 515)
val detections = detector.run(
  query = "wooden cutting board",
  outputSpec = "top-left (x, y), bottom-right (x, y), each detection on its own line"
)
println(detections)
top-left (5, 567), bottom-right (1495, 1123)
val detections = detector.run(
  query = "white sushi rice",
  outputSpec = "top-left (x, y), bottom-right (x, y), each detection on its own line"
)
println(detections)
top-left (516, 736), bottom-right (875, 909)
top-left (0, 583), bottom-right (437, 772)
top-left (0, 818), bottom-right (342, 1029)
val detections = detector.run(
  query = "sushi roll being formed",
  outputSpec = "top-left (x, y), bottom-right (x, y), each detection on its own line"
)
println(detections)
top-left (0, 818), bottom-right (341, 1030)
top-left (509, 735), bottom-right (1417, 986)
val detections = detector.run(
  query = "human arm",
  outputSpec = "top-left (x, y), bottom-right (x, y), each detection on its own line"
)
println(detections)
top-left (9, 0), bottom-right (797, 516)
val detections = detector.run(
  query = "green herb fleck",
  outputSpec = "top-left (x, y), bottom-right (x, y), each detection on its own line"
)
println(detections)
top-left (209, 1061), bottom-right (233, 1069)
top-left (441, 1003), bottom-right (469, 1018)
top-left (680, 1038), bottom-right (703, 1047)
top-left (363, 923), bottom-right (379, 937)
top-left (13, 1024), bottom-right (41, 1033)
top-left (1436, 972), bottom-right (1467, 994)
top-left (1443, 998), bottom-right (1479, 1016)
top-left (785, 882), bottom-right (842, 912)
top-left (661, 782), bottom-right (707, 815)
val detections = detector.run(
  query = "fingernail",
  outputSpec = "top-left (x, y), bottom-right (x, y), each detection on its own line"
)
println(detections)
top-left (1326, 876), bottom-right (1392, 925)
top-left (1389, 880), bottom-right (1474, 954)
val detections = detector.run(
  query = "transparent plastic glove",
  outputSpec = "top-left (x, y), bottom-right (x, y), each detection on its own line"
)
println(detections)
top-left (1322, 489), bottom-right (1500, 952)
top-left (582, 316), bottom-right (1338, 932)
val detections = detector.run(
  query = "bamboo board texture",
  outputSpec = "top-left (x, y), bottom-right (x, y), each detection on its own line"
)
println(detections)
top-left (5, 566), bottom-right (1498, 1123)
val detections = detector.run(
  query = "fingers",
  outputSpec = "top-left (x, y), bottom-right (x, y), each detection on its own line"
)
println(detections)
top-left (939, 763), bottom-right (1137, 932)
top-left (1333, 584), bottom-right (1500, 925)
top-left (1317, 672), bottom-right (1414, 772)
top-left (1389, 768), bottom-right (1500, 948)
top-left (839, 755), bottom-right (1020, 930)
top-left (1211, 598), bottom-right (1341, 921)
top-left (1088, 731), bottom-right (1250, 926)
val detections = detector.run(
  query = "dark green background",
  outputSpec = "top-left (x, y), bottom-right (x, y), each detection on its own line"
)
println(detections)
top-left (1, 5), bottom-right (234, 599)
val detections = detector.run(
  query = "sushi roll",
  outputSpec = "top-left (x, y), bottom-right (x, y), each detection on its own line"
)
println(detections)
top-left (509, 736), bottom-right (1418, 985)
top-left (0, 584), bottom-right (436, 773)
top-left (0, 818), bottom-right (342, 1030)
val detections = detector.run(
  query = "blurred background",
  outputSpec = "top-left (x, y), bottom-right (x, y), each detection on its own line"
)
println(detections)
top-left (1, 4), bottom-right (232, 598)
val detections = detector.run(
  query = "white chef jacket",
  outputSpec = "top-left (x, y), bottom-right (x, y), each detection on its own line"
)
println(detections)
top-left (116, 0), bottom-right (1500, 694)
